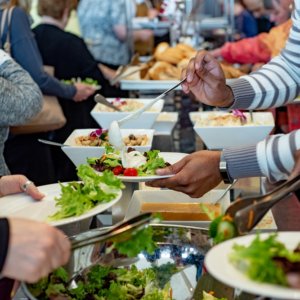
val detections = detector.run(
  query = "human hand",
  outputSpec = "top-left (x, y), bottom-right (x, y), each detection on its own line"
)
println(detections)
top-left (146, 151), bottom-right (222, 198)
top-left (181, 51), bottom-right (234, 107)
top-left (1, 218), bottom-right (71, 283)
top-left (73, 82), bottom-right (96, 102)
top-left (209, 48), bottom-right (222, 58)
top-left (0, 175), bottom-right (44, 200)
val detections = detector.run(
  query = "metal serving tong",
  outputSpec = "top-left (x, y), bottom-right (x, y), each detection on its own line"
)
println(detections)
top-left (70, 212), bottom-right (153, 250)
top-left (225, 174), bottom-right (300, 235)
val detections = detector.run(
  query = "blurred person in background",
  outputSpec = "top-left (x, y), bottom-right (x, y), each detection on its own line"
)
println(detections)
top-left (0, 0), bottom-right (96, 185)
top-left (0, 175), bottom-right (70, 300)
top-left (0, 49), bottom-right (42, 177)
top-left (77, 0), bottom-right (153, 69)
top-left (33, 0), bottom-right (125, 182)
top-left (235, 0), bottom-right (274, 38)
top-left (148, 1), bottom-right (300, 198)
top-left (210, 0), bottom-right (293, 65)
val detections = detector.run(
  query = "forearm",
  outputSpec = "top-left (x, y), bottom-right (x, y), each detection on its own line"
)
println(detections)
top-left (224, 130), bottom-right (300, 181)
top-left (0, 53), bottom-right (43, 126)
top-left (0, 218), bottom-right (9, 274)
top-left (227, 4), bottom-right (300, 110)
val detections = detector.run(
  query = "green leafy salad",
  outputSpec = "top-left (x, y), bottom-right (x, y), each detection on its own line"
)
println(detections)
top-left (62, 77), bottom-right (101, 89)
top-left (229, 234), bottom-right (300, 287)
top-left (49, 165), bottom-right (125, 221)
top-left (200, 205), bottom-right (237, 244)
top-left (202, 291), bottom-right (227, 300)
top-left (88, 147), bottom-right (170, 177)
top-left (28, 264), bottom-right (174, 300)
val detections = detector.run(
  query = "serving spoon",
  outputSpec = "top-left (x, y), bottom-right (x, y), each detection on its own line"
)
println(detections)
top-left (94, 94), bottom-right (121, 111)
top-left (108, 78), bottom-right (186, 166)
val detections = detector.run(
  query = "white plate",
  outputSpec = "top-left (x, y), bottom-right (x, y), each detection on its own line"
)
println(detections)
top-left (0, 183), bottom-right (122, 227)
top-left (205, 232), bottom-right (300, 299)
top-left (118, 174), bottom-right (174, 183)
top-left (117, 152), bottom-right (187, 183)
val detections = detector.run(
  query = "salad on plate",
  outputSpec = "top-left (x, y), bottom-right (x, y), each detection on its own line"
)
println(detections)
top-left (87, 147), bottom-right (170, 177)
top-left (62, 77), bottom-right (101, 89)
top-left (49, 164), bottom-right (124, 221)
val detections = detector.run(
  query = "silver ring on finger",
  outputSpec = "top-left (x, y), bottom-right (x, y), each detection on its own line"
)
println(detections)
top-left (21, 180), bottom-right (33, 192)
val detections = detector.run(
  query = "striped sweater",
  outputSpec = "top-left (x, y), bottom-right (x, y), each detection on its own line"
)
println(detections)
top-left (224, 0), bottom-right (300, 181)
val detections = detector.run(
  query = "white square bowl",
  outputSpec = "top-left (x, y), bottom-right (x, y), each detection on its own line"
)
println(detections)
top-left (61, 128), bottom-right (154, 167)
top-left (189, 111), bottom-right (274, 149)
top-left (152, 112), bottom-right (178, 135)
top-left (125, 189), bottom-right (230, 228)
top-left (90, 98), bottom-right (164, 129)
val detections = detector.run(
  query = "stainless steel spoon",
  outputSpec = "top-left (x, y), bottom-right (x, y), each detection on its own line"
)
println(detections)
top-left (38, 139), bottom-right (69, 147)
top-left (94, 94), bottom-right (121, 112)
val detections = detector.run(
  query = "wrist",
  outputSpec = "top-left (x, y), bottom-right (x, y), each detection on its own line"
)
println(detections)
top-left (220, 85), bottom-right (234, 108)
top-left (219, 151), bottom-right (234, 184)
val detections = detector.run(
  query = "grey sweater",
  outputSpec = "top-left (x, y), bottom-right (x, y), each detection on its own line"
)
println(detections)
top-left (224, 1), bottom-right (300, 182)
top-left (0, 50), bottom-right (42, 175)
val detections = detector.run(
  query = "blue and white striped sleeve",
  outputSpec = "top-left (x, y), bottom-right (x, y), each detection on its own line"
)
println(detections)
top-left (222, 1), bottom-right (300, 182)
top-left (227, 1), bottom-right (300, 110)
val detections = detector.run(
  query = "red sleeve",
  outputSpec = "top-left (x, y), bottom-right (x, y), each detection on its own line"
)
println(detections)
top-left (220, 35), bottom-right (271, 64)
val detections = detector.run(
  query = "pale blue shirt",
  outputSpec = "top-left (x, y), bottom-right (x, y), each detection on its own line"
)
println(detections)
top-left (78, 0), bottom-right (131, 66)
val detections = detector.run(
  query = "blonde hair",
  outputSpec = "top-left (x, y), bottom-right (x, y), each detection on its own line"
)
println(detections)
top-left (37, 0), bottom-right (77, 19)
top-left (0, 0), bottom-right (31, 13)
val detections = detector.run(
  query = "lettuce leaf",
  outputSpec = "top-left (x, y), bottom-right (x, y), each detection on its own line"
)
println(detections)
top-left (49, 165), bottom-right (124, 221)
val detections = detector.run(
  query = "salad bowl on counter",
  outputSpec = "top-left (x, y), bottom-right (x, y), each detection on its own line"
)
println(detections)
top-left (22, 224), bottom-right (212, 300)
top-left (91, 98), bottom-right (164, 129)
top-left (189, 111), bottom-right (274, 149)
top-left (62, 128), bottom-right (154, 167)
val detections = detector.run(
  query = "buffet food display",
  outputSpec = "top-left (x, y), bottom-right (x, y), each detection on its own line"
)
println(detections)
top-left (118, 42), bottom-right (249, 82)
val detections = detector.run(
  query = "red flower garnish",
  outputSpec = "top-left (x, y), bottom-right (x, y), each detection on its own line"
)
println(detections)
top-left (89, 129), bottom-right (108, 137)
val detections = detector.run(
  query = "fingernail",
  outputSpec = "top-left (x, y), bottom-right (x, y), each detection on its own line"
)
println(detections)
top-left (195, 63), bottom-right (200, 70)
top-left (187, 73), bottom-right (193, 82)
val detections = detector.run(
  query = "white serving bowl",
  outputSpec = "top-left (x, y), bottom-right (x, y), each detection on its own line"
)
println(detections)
top-left (189, 111), bottom-right (274, 149)
top-left (152, 112), bottom-right (178, 135)
top-left (90, 98), bottom-right (164, 129)
top-left (61, 128), bottom-right (154, 167)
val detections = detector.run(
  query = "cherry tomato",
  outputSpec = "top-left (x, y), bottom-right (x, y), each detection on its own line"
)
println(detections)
top-left (112, 166), bottom-right (124, 175)
top-left (123, 168), bottom-right (138, 176)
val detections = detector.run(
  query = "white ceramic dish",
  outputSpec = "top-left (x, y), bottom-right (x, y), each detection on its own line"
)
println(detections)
top-left (90, 98), bottom-right (164, 129)
top-left (120, 79), bottom-right (181, 91)
top-left (205, 232), bottom-right (300, 299)
top-left (0, 182), bottom-right (122, 227)
top-left (190, 111), bottom-right (274, 149)
top-left (116, 152), bottom-right (187, 183)
top-left (153, 112), bottom-right (179, 135)
top-left (125, 189), bottom-right (230, 227)
top-left (62, 128), bottom-right (154, 167)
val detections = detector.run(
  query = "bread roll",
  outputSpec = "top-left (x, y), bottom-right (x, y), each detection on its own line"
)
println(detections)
top-left (154, 42), bottom-right (170, 59)
top-left (140, 202), bottom-right (221, 221)
top-left (148, 61), bottom-right (181, 80)
top-left (175, 43), bottom-right (196, 53)
top-left (177, 58), bottom-right (190, 70)
top-left (221, 63), bottom-right (246, 79)
top-left (156, 47), bottom-right (185, 65)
